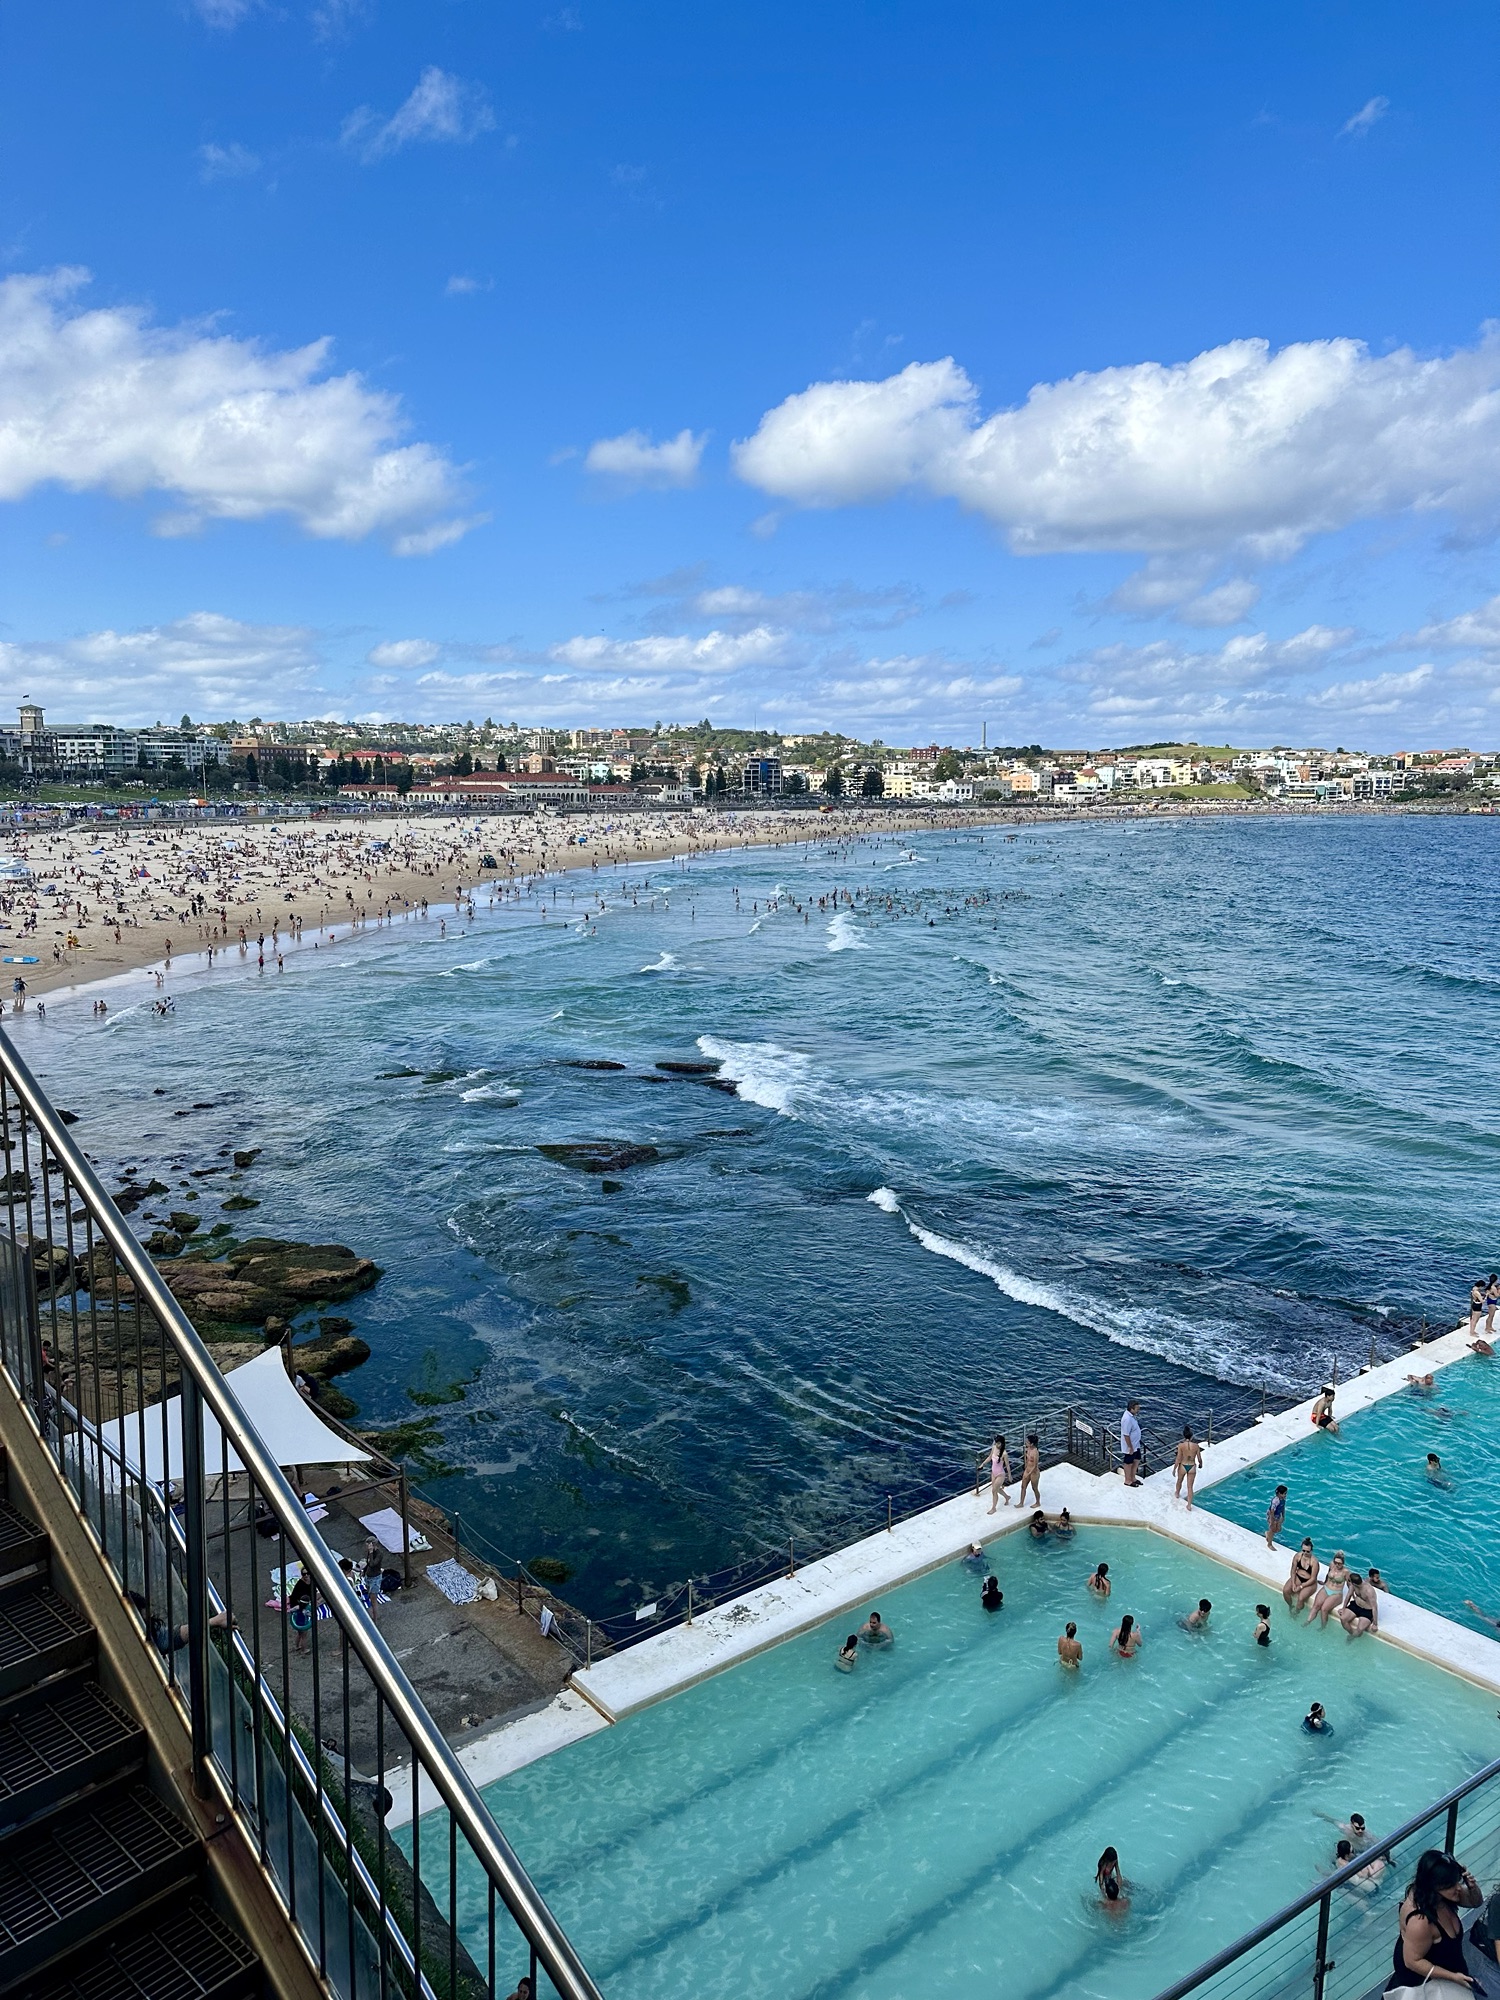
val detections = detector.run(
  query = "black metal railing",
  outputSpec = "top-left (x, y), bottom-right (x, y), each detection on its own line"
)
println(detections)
top-left (0, 1033), bottom-right (601, 2000)
top-left (1152, 1754), bottom-right (1500, 2000)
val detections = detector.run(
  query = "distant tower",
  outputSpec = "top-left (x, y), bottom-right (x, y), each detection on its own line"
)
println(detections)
top-left (18, 703), bottom-right (43, 746)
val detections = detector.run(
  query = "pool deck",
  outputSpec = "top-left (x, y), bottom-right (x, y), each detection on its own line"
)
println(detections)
top-left (390, 1321), bottom-right (1494, 1827)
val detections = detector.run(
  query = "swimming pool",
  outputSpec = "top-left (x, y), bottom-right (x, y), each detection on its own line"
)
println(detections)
top-left (1202, 1356), bottom-right (1500, 1634)
top-left (429, 1526), bottom-right (1497, 2000)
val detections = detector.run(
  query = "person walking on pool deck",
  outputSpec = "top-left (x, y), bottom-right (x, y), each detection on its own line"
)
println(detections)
top-left (861, 1610), bottom-right (894, 1648)
top-left (1173, 1424), bottom-right (1204, 1507)
top-left (1017, 1433), bottom-right (1042, 1508)
top-left (1389, 1849), bottom-right (1482, 1989)
top-left (1285, 1538), bottom-right (1319, 1611)
top-left (987, 1435), bottom-right (1011, 1514)
top-left (1120, 1400), bottom-right (1143, 1485)
top-left (1057, 1622), bottom-right (1082, 1668)
top-left (1266, 1484), bottom-right (1289, 1548)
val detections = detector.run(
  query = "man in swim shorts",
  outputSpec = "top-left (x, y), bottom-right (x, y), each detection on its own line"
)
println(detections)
top-left (1119, 1400), bottom-right (1143, 1486)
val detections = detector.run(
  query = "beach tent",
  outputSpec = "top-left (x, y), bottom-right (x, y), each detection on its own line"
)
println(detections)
top-left (99, 1344), bottom-right (373, 1487)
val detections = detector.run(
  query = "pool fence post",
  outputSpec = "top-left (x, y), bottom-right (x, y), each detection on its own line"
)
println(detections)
top-left (686, 1580), bottom-right (694, 1627)
top-left (1331, 1357), bottom-right (1338, 1389)
top-left (1420, 1316), bottom-right (1428, 1346)
top-left (585, 1619), bottom-right (592, 1670)
top-left (1206, 1410), bottom-right (1213, 1447)
top-left (1369, 1335), bottom-right (1377, 1371)
top-left (1446, 1798), bottom-right (1460, 1853)
top-left (887, 1494), bottom-right (892, 1534)
top-left (789, 1536), bottom-right (796, 1578)
top-left (1312, 1889), bottom-right (1332, 2000)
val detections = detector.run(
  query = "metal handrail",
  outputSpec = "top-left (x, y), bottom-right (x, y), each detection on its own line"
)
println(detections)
top-left (1151, 1751), bottom-right (1500, 2000)
top-left (0, 1031), bottom-right (602, 2000)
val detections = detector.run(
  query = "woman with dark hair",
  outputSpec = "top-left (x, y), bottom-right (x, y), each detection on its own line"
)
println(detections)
top-left (1388, 1848), bottom-right (1481, 1988)
top-left (981, 1575), bottom-right (1003, 1612)
top-left (1110, 1613), bottom-right (1142, 1657)
top-left (1095, 1846), bottom-right (1128, 1913)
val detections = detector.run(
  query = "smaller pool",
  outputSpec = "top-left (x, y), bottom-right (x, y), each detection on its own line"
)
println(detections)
top-left (1203, 1354), bottom-right (1500, 1632)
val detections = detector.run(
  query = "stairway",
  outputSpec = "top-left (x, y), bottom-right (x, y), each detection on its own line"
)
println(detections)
top-left (0, 1450), bottom-right (261, 2000)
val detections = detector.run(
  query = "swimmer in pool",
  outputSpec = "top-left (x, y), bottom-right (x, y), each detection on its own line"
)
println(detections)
top-left (1057, 1621), bottom-right (1082, 1667)
top-left (981, 1575), bottom-right (1003, 1612)
top-left (1307, 1551), bottom-right (1350, 1628)
top-left (1180, 1598), bottom-right (1212, 1632)
top-left (1110, 1614), bottom-right (1142, 1657)
top-left (1463, 1599), bottom-right (1500, 1630)
top-left (1302, 1702), bottom-right (1331, 1734)
top-left (861, 1610), bottom-right (894, 1649)
top-left (1095, 1847), bottom-right (1129, 1914)
top-left (836, 1634), bottom-right (859, 1672)
top-left (1087, 1562), bottom-right (1112, 1598)
top-left (1317, 1809), bottom-right (1371, 1853)
top-left (1284, 1539), bottom-right (1320, 1612)
top-left (961, 1542), bottom-right (987, 1570)
top-left (1254, 1604), bottom-right (1272, 1647)
top-left (1426, 1452), bottom-right (1452, 1488)
top-left (1406, 1372), bottom-right (1436, 1394)
top-left (1029, 1510), bottom-right (1049, 1539)
top-left (1367, 1568), bottom-right (1388, 1592)
top-left (1052, 1508), bottom-right (1075, 1539)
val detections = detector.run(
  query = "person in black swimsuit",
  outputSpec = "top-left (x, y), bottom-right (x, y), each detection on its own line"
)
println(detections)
top-left (1389, 1849), bottom-right (1481, 1988)
top-left (1095, 1846), bottom-right (1129, 1915)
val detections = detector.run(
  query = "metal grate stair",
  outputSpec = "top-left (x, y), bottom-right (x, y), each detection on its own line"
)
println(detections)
top-left (0, 1676), bottom-right (143, 1833)
top-left (21, 1895), bottom-right (259, 2000)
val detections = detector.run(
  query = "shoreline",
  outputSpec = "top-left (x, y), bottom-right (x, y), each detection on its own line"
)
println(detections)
top-left (2, 794), bottom-right (1472, 1005)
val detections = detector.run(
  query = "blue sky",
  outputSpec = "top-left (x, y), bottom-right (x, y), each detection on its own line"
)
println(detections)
top-left (1, 1), bottom-right (1497, 746)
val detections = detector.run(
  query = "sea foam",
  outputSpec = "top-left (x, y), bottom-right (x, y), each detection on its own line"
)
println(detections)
top-left (697, 1035), bottom-right (811, 1115)
top-left (826, 912), bottom-right (867, 952)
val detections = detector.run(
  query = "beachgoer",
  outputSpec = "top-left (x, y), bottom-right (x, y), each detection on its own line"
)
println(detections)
top-left (288, 1572), bottom-right (315, 1654)
top-left (962, 1542), bottom-right (987, 1569)
top-left (1174, 1425), bottom-right (1204, 1508)
top-left (1487, 1276), bottom-right (1500, 1338)
top-left (1470, 1280), bottom-right (1487, 1337)
top-left (1338, 1574), bottom-right (1379, 1637)
top-left (1119, 1400), bottom-right (1143, 1486)
top-left (1096, 1847), bottom-right (1128, 1913)
top-left (836, 1634), bottom-right (859, 1672)
top-left (1057, 1622), bottom-right (1082, 1668)
top-left (1266, 1484), bottom-right (1289, 1548)
top-left (861, 1610), bottom-right (894, 1648)
top-left (1087, 1562), bottom-right (1112, 1598)
top-left (1284, 1539), bottom-right (1319, 1611)
top-left (1181, 1598), bottom-right (1212, 1631)
top-left (1254, 1604), bottom-right (1272, 1647)
top-left (1028, 1509), bottom-right (1048, 1539)
top-left (1311, 1387), bottom-right (1339, 1435)
top-left (1110, 1614), bottom-right (1142, 1657)
top-left (987, 1435), bottom-right (1011, 1514)
top-left (1308, 1551), bottom-right (1349, 1628)
top-left (1303, 1702), bottom-right (1331, 1734)
top-left (1368, 1568), bottom-right (1388, 1593)
top-left (1052, 1508), bottom-right (1075, 1538)
top-left (1017, 1433), bottom-right (1041, 1507)
top-left (1463, 1600), bottom-right (1500, 1630)
top-left (506, 1975), bottom-right (535, 2000)
top-left (1427, 1452), bottom-right (1452, 1489)
top-left (1388, 1848), bottom-right (1481, 1988)
top-left (1407, 1372), bottom-right (1436, 1393)
top-left (981, 1576), bottom-right (1003, 1612)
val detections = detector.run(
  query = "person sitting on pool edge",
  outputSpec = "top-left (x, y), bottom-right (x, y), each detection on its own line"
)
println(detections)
top-left (836, 1634), bottom-right (859, 1672)
top-left (861, 1609), bottom-right (894, 1648)
top-left (1087, 1561), bottom-right (1111, 1598)
top-left (1057, 1621), bottom-right (1082, 1668)
top-left (1303, 1701), bottom-right (1332, 1734)
top-left (1180, 1598), bottom-right (1212, 1632)
top-left (1310, 1386), bottom-right (1339, 1434)
top-left (981, 1575), bottom-right (1003, 1612)
top-left (1284, 1538), bottom-right (1319, 1612)
top-left (1338, 1574), bottom-right (1379, 1637)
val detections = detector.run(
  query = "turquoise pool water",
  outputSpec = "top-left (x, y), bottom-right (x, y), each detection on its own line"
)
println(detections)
top-left (1204, 1357), bottom-right (1500, 1634)
top-left (438, 1527), bottom-right (1497, 2000)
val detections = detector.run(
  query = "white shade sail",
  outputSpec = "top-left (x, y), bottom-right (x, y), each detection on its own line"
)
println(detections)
top-left (99, 1344), bottom-right (373, 1486)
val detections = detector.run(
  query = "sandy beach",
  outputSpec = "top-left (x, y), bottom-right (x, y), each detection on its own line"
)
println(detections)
top-left (0, 802), bottom-right (1021, 1001)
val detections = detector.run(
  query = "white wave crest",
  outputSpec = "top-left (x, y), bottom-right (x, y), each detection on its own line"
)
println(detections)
top-left (826, 911), bottom-right (867, 952)
top-left (696, 1035), bottom-right (811, 1115)
top-left (460, 1083), bottom-right (520, 1104)
top-left (867, 1186), bottom-right (901, 1213)
top-left (637, 952), bottom-right (679, 974)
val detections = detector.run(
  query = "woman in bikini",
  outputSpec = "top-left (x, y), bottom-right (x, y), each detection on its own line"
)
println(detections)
top-left (1469, 1279), bottom-right (1488, 1339)
top-left (1283, 1539), bottom-right (1319, 1612)
top-left (1095, 1847), bottom-right (1129, 1915)
top-left (1110, 1613), bottom-right (1142, 1657)
top-left (987, 1435), bottom-right (1011, 1515)
top-left (1307, 1550), bottom-right (1350, 1628)
top-left (1173, 1425), bottom-right (1204, 1508)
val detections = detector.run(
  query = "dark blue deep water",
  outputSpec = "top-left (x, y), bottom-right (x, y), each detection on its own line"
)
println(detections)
top-left (20, 813), bottom-right (1500, 1614)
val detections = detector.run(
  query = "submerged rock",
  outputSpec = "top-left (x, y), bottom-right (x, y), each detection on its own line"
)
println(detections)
top-left (537, 1141), bottom-right (660, 1174)
top-left (232, 1149), bottom-right (260, 1169)
top-left (654, 1060), bottom-right (720, 1075)
top-left (562, 1059), bottom-right (627, 1072)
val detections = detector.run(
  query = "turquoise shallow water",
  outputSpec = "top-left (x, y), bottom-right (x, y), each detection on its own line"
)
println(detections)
top-left (451, 1526), bottom-right (1498, 2000)
top-left (20, 814), bottom-right (1500, 1616)
top-left (1203, 1355), bottom-right (1500, 1633)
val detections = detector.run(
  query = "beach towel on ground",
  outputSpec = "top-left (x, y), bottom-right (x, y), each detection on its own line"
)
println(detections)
top-left (360, 1507), bottom-right (431, 1553)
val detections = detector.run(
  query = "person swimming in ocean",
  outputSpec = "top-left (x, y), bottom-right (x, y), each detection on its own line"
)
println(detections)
top-left (1095, 1847), bottom-right (1129, 1914)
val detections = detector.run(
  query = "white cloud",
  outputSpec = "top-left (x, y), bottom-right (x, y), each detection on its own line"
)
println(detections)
top-left (392, 514), bottom-right (488, 557)
top-left (634, 577), bottom-right (924, 632)
top-left (1340, 96), bottom-right (1390, 138)
top-left (1105, 557), bottom-right (1261, 626)
top-left (0, 613), bottom-right (323, 721)
top-left (1075, 624), bottom-right (1354, 703)
top-left (445, 274), bottom-right (492, 297)
top-left (198, 142), bottom-right (261, 182)
top-left (1306, 666), bottom-right (1431, 712)
top-left (191, 0), bottom-right (256, 26)
top-left (367, 639), bottom-right (441, 669)
top-left (584, 427), bottom-right (706, 490)
top-left (1406, 595), bottom-right (1500, 651)
top-left (546, 625), bottom-right (789, 675)
top-left (0, 268), bottom-right (471, 550)
top-left (734, 329), bottom-right (1500, 556)
top-left (342, 68), bottom-right (495, 164)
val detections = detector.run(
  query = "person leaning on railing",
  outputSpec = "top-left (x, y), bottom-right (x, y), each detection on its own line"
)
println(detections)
top-left (1386, 1849), bottom-right (1482, 1991)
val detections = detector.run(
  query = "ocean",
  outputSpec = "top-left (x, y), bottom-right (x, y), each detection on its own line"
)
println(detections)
top-left (20, 811), bottom-right (1500, 1617)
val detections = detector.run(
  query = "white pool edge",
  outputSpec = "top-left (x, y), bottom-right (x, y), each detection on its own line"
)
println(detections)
top-left (388, 1322), bottom-right (1496, 1827)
